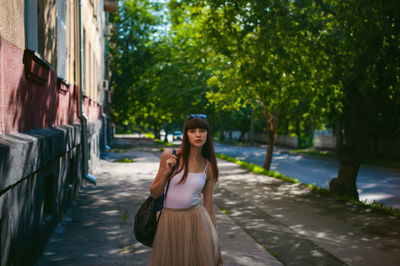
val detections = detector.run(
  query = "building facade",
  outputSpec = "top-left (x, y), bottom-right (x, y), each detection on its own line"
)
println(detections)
top-left (0, 0), bottom-right (116, 265)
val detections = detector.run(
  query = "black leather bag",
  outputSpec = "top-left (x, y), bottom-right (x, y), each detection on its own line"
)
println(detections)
top-left (134, 150), bottom-right (176, 247)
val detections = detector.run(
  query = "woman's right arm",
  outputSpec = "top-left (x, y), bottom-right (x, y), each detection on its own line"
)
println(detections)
top-left (150, 149), bottom-right (176, 199)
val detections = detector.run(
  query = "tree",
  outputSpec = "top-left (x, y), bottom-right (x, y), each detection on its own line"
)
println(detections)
top-left (185, 0), bottom-right (329, 169)
top-left (181, 0), bottom-right (400, 200)
top-left (109, 0), bottom-right (162, 128)
top-left (110, 0), bottom-right (219, 138)
top-left (318, 0), bottom-right (400, 199)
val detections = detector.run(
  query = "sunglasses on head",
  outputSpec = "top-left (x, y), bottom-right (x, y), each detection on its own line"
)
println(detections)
top-left (186, 114), bottom-right (207, 120)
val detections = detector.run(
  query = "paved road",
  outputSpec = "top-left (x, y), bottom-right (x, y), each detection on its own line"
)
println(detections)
top-left (214, 142), bottom-right (400, 210)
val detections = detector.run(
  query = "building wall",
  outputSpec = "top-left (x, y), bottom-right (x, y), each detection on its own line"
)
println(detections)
top-left (0, 125), bottom-right (83, 266)
top-left (0, 38), bottom-right (83, 134)
top-left (82, 0), bottom-right (105, 104)
top-left (0, 0), bottom-right (25, 49)
top-left (0, 0), bottom-right (113, 265)
top-left (314, 133), bottom-right (337, 150)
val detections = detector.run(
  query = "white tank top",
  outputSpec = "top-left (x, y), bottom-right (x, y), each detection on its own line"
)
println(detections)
top-left (164, 162), bottom-right (209, 209)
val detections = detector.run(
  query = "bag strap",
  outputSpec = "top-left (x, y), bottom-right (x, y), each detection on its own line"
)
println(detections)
top-left (164, 149), bottom-right (176, 196)
top-left (156, 149), bottom-right (176, 223)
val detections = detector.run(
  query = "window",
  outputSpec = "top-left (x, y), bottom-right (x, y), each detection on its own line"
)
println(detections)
top-left (89, 43), bottom-right (92, 97)
top-left (82, 28), bottom-right (86, 94)
top-left (24, 0), bottom-right (38, 50)
top-left (57, 0), bottom-right (67, 79)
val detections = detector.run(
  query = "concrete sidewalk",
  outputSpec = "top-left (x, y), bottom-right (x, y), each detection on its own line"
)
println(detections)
top-left (36, 137), bottom-right (281, 265)
top-left (214, 161), bottom-right (400, 266)
top-left (36, 136), bottom-right (400, 266)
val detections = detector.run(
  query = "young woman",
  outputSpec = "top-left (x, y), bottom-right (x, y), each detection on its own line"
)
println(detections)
top-left (148, 114), bottom-right (223, 266)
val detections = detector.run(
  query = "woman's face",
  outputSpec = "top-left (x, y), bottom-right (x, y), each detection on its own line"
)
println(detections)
top-left (187, 128), bottom-right (207, 148)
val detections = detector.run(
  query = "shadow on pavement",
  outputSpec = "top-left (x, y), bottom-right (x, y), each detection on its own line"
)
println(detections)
top-left (216, 158), bottom-right (400, 266)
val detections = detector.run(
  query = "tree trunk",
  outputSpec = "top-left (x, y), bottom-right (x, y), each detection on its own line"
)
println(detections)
top-left (329, 145), bottom-right (361, 200)
top-left (163, 124), bottom-right (170, 143)
top-left (264, 127), bottom-right (275, 170)
top-left (263, 108), bottom-right (279, 170)
top-left (250, 107), bottom-right (255, 145)
top-left (335, 120), bottom-right (343, 153)
top-left (220, 124), bottom-right (225, 141)
top-left (164, 128), bottom-right (169, 143)
top-left (329, 95), bottom-right (372, 200)
top-left (238, 131), bottom-right (243, 142)
top-left (153, 124), bottom-right (161, 140)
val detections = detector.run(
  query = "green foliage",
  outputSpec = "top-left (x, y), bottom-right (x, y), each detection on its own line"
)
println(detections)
top-left (317, 0), bottom-right (400, 140)
top-left (218, 207), bottom-right (228, 214)
top-left (110, 0), bottom-right (219, 133)
top-left (110, 0), bottom-right (162, 126)
top-left (342, 197), bottom-right (400, 218)
top-left (143, 132), bottom-right (155, 139)
top-left (110, 0), bottom-right (400, 198)
top-left (116, 158), bottom-right (134, 163)
top-left (180, 0), bottom-right (400, 141)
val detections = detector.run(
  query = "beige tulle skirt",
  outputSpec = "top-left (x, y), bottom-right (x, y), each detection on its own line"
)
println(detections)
top-left (148, 204), bottom-right (219, 266)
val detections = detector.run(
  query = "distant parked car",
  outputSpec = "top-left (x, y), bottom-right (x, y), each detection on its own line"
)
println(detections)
top-left (173, 131), bottom-right (183, 140)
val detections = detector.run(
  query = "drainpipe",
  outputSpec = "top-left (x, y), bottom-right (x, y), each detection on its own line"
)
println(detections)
top-left (78, 0), bottom-right (96, 185)
top-left (101, 104), bottom-right (110, 151)
top-left (102, 12), bottom-right (111, 152)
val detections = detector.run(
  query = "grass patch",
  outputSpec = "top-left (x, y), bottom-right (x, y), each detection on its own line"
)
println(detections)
top-left (144, 132), bottom-right (175, 147)
top-left (342, 196), bottom-right (400, 217)
top-left (219, 207), bottom-right (228, 214)
top-left (109, 148), bottom-right (124, 153)
top-left (216, 153), bottom-right (400, 217)
top-left (144, 132), bottom-right (155, 139)
top-left (122, 211), bottom-right (128, 224)
top-left (307, 184), bottom-right (330, 195)
top-left (115, 157), bottom-right (134, 163)
top-left (216, 153), bottom-right (299, 184)
top-left (260, 244), bottom-right (281, 261)
top-left (289, 149), bottom-right (336, 159)
top-left (155, 139), bottom-right (174, 147)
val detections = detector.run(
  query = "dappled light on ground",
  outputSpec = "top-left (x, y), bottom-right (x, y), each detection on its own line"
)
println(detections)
top-left (37, 137), bottom-right (282, 265)
top-left (215, 157), bottom-right (400, 266)
top-left (37, 137), bottom-right (400, 266)
top-left (37, 145), bottom-right (157, 265)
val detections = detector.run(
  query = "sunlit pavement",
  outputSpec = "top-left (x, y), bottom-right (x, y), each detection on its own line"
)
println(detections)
top-left (37, 136), bottom-right (400, 265)
top-left (214, 142), bottom-right (400, 210)
top-left (215, 159), bottom-right (400, 266)
top-left (36, 136), bottom-right (282, 266)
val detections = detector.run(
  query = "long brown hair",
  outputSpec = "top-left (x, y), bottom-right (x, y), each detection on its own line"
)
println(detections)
top-left (172, 116), bottom-right (219, 184)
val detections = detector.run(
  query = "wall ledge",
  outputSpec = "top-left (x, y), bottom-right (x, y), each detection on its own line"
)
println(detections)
top-left (23, 49), bottom-right (51, 86)
top-left (57, 76), bottom-right (70, 94)
top-left (0, 124), bottom-right (81, 193)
